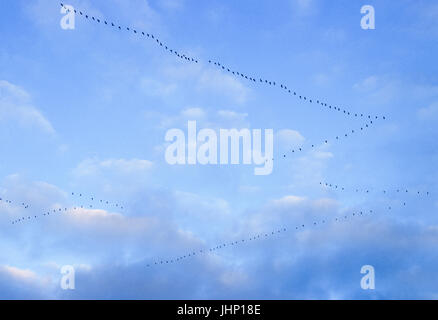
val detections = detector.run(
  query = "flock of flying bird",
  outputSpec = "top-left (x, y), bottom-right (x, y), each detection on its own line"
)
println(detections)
top-left (60, 3), bottom-right (386, 122)
top-left (320, 181), bottom-right (431, 197)
top-left (146, 202), bottom-right (399, 268)
top-left (0, 198), bottom-right (29, 209)
top-left (2, 182), bottom-right (415, 267)
top-left (7, 192), bottom-right (124, 225)
top-left (59, 2), bottom-right (392, 167)
top-left (147, 181), bottom-right (434, 267)
top-left (1, 4), bottom-right (424, 267)
top-left (6, 180), bottom-right (429, 226)
top-left (60, 4), bottom-right (388, 162)
top-left (279, 119), bottom-right (375, 159)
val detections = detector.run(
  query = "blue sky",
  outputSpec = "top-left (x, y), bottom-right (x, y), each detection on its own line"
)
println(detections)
top-left (0, 0), bottom-right (437, 299)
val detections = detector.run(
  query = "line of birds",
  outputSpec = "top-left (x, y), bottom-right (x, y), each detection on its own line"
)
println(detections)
top-left (0, 197), bottom-right (30, 209)
top-left (10, 204), bottom-right (112, 225)
top-left (277, 119), bottom-right (374, 160)
top-left (8, 191), bottom-right (124, 225)
top-left (208, 58), bottom-right (386, 121)
top-left (60, 3), bottom-right (387, 122)
top-left (62, 3), bottom-right (389, 172)
top-left (62, 1), bottom-right (382, 166)
top-left (61, 4), bottom-right (198, 64)
top-left (145, 202), bottom-right (398, 268)
top-left (70, 192), bottom-right (124, 210)
top-left (320, 181), bottom-right (431, 197)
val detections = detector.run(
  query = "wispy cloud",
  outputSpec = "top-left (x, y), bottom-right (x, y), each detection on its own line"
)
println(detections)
top-left (74, 158), bottom-right (153, 177)
top-left (0, 80), bottom-right (55, 134)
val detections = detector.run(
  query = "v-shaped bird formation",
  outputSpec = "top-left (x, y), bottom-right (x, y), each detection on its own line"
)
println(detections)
top-left (60, 3), bottom-right (387, 122)
top-left (59, 4), bottom-right (387, 163)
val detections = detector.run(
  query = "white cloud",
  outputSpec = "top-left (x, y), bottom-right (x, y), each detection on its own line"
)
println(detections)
top-left (0, 80), bottom-right (30, 101)
top-left (272, 195), bottom-right (307, 207)
top-left (322, 28), bottom-right (346, 43)
top-left (150, 106), bottom-right (207, 128)
top-left (181, 107), bottom-right (206, 119)
top-left (162, 63), bottom-right (251, 105)
top-left (197, 68), bottom-right (250, 104)
top-left (74, 158), bottom-right (153, 177)
top-left (0, 174), bottom-right (66, 213)
top-left (0, 265), bottom-right (38, 282)
top-left (153, 106), bottom-right (253, 155)
top-left (290, 0), bottom-right (316, 16)
top-left (217, 110), bottom-right (248, 121)
top-left (353, 76), bottom-right (379, 92)
top-left (2, 174), bottom-right (438, 299)
top-left (140, 78), bottom-right (178, 97)
top-left (0, 265), bottom-right (53, 298)
top-left (70, 207), bottom-right (123, 220)
top-left (276, 129), bottom-right (305, 149)
top-left (0, 80), bottom-right (55, 134)
top-left (237, 194), bottom-right (341, 240)
top-left (159, 0), bottom-right (184, 11)
top-left (152, 106), bottom-right (250, 132)
top-left (295, 0), bottom-right (312, 9)
top-left (352, 75), bottom-right (402, 107)
top-left (100, 158), bottom-right (153, 172)
top-left (174, 190), bottom-right (231, 217)
top-left (238, 185), bottom-right (260, 193)
top-left (220, 269), bottom-right (249, 287)
top-left (312, 150), bottom-right (333, 160)
top-left (418, 102), bottom-right (438, 120)
top-left (312, 73), bottom-right (331, 86)
top-left (311, 198), bottom-right (338, 211)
